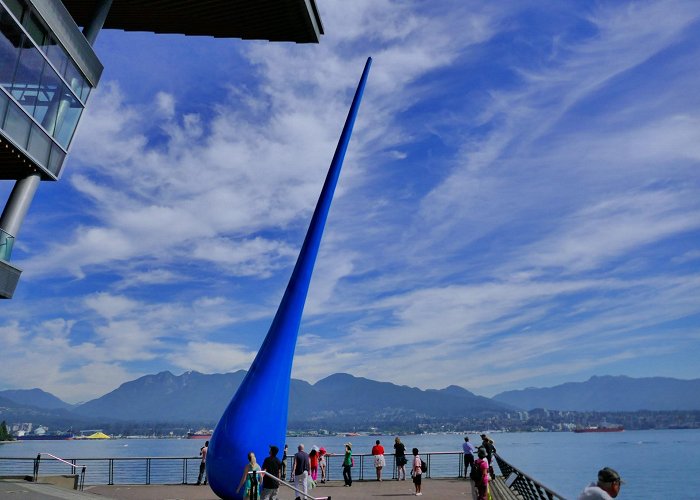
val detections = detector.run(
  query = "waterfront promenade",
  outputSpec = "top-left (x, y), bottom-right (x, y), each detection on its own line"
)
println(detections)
top-left (1, 478), bottom-right (475, 499)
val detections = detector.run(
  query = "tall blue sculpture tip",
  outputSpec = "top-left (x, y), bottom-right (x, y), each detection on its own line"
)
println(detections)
top-left (207, 57), bottom-right (372, 500)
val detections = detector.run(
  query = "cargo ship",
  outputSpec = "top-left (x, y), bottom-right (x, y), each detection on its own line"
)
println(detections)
top-left (16, 432), bottom-right (74, 440)
top-left (573, 424), bottom-right (624, 433)
top-left (187, 429), bottom-right (212, 439)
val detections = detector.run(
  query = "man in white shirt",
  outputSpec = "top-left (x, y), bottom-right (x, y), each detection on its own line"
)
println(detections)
top-left (462, 436), bottom-right (476, 478)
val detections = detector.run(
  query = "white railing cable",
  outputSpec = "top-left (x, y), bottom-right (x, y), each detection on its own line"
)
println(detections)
top-left (40, 453), bottom-right (86, 470)
top-left (37, 453), bottom-right (88, 491)
top-left (248, 470), bottom-right (331, 500)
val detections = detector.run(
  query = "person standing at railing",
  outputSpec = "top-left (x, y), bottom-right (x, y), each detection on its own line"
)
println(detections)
top-left (462, 436), bottom-right (476, 479)
top-left (480, 434), bottom-right (496, 479)
top-left (394, 436), bottom-right (407, 481)
top-left (578, 467), bottom-right (624, 499)
top-left (342, 442), bottom-right (353, 487)
top-left (411, 447), bottom-right (423, 496)
top-left (318, 447), bottom-right (327, 483)
top-left (282, 444), bottom-right (288, 481)
top-left (372, 439), bottom-right (386, 481)
top-left (260, 445), bottom-right (282, 500)
top-left (309, 447), bottom-right (319, 481)
top-left (292, 444), bottom-right (310, 500)
top-left (196, 440), bottom-right (208, 486)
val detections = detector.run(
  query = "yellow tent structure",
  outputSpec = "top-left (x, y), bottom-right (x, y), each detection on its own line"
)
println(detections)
top-left (85, 432), bottom-right (110, 439)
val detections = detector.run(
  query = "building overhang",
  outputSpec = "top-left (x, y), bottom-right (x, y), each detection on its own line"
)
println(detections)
top-left (61, 0), bottom-right (324, 43)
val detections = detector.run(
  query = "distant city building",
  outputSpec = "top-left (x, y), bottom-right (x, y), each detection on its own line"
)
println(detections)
top-left (0, 0), bottom-right (323, 298)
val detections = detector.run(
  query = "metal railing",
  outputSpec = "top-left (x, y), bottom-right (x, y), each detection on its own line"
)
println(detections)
top-left (1, 451), bottom-right (465, 485)
top-left (0, 450), bottom-right (563, 496)
top-left (494, 453), bottom-right (567, 500)
top-left (34, 453), bottom-right (87, 491)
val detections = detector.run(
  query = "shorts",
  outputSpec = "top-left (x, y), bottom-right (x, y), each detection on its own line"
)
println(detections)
top-left (374, 454), bottom-right (385, 468)
top-left (413, 473), bottom-right (422, 485)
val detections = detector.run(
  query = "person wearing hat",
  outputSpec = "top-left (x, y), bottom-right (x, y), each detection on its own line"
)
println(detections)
top-left (342, 442), bottom-right (353, 487)
top-left (474, 447), bottom-right (490, 500)
top-left (578, 467), bottom-right (624, 499)
top-left (479, 434), bottom-right (496, 479)
top-left (260, 445), bottom-right (282, 500)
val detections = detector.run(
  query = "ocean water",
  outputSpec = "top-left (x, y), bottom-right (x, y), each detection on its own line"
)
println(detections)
top-left (2, 429), bottom-right (699, 499)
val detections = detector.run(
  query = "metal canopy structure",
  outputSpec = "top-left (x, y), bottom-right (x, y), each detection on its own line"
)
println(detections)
top-left (61, 0), bottom-right (324, 43)
top-left (0, 0), bottom-right (324, 299)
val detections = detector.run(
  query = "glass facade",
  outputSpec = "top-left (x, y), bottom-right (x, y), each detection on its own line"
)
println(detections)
top-left (0, 0), bottom-right (93, 178)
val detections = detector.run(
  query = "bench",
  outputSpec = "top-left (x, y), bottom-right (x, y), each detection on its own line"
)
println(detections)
top-left (490, 475), bottom-right (521, 500)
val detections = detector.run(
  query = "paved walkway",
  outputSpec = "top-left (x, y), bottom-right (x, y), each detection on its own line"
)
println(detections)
top-left (1, 478), bottom-right (476, 499)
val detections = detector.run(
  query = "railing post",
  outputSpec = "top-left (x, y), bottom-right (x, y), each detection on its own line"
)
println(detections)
top-left (80, 465), bottom-right (86, 491)
top-left (146, 458), bottom-right (151, 485)
top-left (427, 453), bottom-right (430, 479)
top-left (109, 458), bottom-right (114, 485)
top-left (182, 458), bottom-right (187, 484)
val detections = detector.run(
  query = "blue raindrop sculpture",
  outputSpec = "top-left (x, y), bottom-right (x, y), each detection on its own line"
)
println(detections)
top-left (207, 57), bottom-right (372, 500)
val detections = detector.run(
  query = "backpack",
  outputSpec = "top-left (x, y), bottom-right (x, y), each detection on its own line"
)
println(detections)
top-left (470, 459), bottom-right (484, 483)
top-left (420, 459), bottom-right (427, 473)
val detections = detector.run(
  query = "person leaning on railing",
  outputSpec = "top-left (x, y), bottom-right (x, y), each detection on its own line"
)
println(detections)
top-left (578, 467), bottom-right (624, 499)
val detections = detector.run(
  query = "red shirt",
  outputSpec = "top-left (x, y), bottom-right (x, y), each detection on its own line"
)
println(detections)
top-left (372, 444), bottom-right (385, 455)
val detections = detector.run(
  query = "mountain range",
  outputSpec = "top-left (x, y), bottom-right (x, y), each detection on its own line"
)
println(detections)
top-left (493, 375), bottom-right (700, 411)
top-left (2, 373), bottom-right (699, 428)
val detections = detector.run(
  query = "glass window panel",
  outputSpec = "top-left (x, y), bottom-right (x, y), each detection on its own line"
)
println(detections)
top-left (64, 61), bottom-right (89, 102)
top-left (3, 99), bottom-right (31, 148)
top-left (33, 60), bottom-right (61, 128)
top-left (27, 123), bottom-right (50, 165)
top-left (0, 90), bottom-right (8, 120)
top-left (46, 35), bottom-right (68, 76)
top-left (12, 34), bottom-right (43, 116)
top-left (23, 11), bottom-right (47, 49)
top-left (80, 80), bottom-right (91, 101)
top-left (47, 143), bottom-right (65, 176)
top-left (3, 0), bottom-right (24, 21)
top-left (0, 8), bottom-right (22, 87)
top-left (53, 89), bottom-right (82, 148)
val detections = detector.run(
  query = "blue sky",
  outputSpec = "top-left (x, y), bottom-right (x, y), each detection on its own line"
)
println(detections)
top-left (2, 0), bottom-right (699, 403)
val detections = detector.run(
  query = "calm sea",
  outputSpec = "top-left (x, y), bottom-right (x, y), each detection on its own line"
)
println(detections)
top-left (2, 429), bottom-right (699, 499)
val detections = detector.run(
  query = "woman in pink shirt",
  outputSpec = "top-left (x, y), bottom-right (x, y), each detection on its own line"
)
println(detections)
top-left (474, 448), bottom-right (490, 500)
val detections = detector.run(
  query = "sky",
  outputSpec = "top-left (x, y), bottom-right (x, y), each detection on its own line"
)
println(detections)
top-left (2, 0), bottom-right (700, 404)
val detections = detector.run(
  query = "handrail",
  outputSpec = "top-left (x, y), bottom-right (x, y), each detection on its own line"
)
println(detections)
top-left (494, 453), bottom-right (567, 500)
top-left (247, 470), bottom-right (331, 500)
top-left (36, 453), bottom-right (88, 491)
